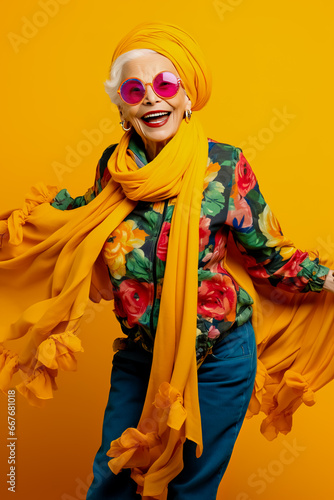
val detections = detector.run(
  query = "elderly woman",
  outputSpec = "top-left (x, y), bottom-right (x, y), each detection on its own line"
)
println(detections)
top-left (1, 23), bottom-right (334, 500)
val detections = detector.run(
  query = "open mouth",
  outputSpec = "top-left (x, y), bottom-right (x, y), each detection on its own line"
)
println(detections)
top-left (141, 111), bottom-right (171, 127)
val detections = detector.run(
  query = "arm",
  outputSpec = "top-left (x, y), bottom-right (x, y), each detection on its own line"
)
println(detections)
top-left (227, 149), bottom-right (331, 293)
top-left (50, 145), bottom-right (117, 301)
top-left (51, 144), bottom-right (116, 210)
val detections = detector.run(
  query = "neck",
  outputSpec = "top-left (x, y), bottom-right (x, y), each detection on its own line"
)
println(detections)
top-left (143, 138), bottom-right (169, 162)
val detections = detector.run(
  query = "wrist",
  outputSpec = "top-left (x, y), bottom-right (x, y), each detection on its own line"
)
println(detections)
top-left (323, 270), bottom-right (334, 292)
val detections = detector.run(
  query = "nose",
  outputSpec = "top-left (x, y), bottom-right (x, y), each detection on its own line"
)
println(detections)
top-left (143, 83), bottom-right (161, 104)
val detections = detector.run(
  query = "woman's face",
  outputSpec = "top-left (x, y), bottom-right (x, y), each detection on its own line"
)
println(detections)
top-left (117, 53), bottom-right (191, 158)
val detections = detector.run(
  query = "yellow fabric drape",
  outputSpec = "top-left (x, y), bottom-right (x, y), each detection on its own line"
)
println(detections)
top-left (225, 242), bottom-right (334, 440)
top-left (1, 21), bottom-right (334, 500)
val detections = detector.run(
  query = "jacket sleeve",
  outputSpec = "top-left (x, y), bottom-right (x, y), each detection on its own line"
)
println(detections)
top-left (51, 144), bottom-right (116, 210)
top-left (227, 148), bottom-right (329, 292)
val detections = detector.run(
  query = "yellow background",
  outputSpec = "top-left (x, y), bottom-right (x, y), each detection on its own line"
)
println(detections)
top-left (1, 0), bottom-right (333, 499)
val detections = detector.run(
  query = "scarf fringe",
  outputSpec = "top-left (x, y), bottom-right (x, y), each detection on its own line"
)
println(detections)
top-left (0, 341), bottom-right (327, 442)
top-left (0, 184), bottom-right (59, 247)
top-left (0, 329), bottom-right (83, 407)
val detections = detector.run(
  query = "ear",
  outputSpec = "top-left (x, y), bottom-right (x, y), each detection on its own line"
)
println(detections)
top-left (183, 91), bottom-right (192, 111)
top-left (185, 96), bottom-right (192, 112)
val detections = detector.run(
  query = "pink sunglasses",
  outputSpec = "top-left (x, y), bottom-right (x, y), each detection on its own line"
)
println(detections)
top-left (117, 71), bottom-right (183, 105)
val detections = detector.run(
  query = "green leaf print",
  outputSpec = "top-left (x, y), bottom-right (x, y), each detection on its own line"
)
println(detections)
top-left (202, 181), bottom-right (225, 217)
top-left (138, 307), bottom-right (152, 328)
top-left (245, 189), bottom-right (266, 213)
top-left (126, 249), bottom-right (152, 280)
top-left (140, 211), bottom-right (160, 233)
top-left (198, 268), bottom-right (215, 281)
top-left (236, 229), bottom-right (267, 250)
top-left (237, 287), bottom-right (254, 306)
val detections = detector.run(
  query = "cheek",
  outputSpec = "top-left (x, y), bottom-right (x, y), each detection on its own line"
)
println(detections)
top-left (171, 106), bottom-right (185, 126)
top-left (120, 105), bottom-right (140, 123)
top-left (127, 117), bottom-right (148, 138)
top-left (172, 97), bottom-right (187, 118)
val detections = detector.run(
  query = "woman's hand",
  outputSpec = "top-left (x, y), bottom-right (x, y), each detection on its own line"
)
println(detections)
top-left (323, 270), bottom-right (334, 293)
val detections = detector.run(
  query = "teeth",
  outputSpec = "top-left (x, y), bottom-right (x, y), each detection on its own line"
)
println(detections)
top-left (143, 112), bottom-right (169, 119)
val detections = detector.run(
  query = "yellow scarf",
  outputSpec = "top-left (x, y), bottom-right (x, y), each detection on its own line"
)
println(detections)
top-left (106, 120), bottom-right (209, 498)
top-left (1, 22), bottom-right (334, 500)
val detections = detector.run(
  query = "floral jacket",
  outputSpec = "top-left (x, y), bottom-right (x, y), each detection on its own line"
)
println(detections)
top-left (52, 135), bottom-right (329, 366)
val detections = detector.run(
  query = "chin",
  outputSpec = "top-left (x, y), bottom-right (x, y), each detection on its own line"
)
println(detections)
top-left (144, 127), bottom-right (178, 143)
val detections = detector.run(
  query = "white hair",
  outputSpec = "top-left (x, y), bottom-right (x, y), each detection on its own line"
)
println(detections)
top-left (104, 49), bottom-right (158, 105)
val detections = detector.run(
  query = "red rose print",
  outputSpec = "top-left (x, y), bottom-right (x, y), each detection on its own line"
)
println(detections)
top-left (226, 194), bottom-right (253, 229)
top-left (278, 275), bottom-right (309, 293)
top-left (113, 279), bottom-right (153, 327)
top-left (156, 222), bottom-right (171, 262)
top-left (235, 153), bottom-right (256, 197)
top-left (273, 249), bottom-right (308, 278)
top-left (198, 274), bottom-right (237, 322)
top-left (203, 228), bottom-right (228, 272)
top-left (241, 254), bottom-right (271, 279)
top-left (199, 216), bottom-right (211, 252)
top-left (208, 325), bottom-right (221, 339)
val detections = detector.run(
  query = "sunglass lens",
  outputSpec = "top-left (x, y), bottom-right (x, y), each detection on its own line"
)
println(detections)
top-left (120, 79), bottom-right (145, 104)
top-left (153, 72), bottom-right (179, 98)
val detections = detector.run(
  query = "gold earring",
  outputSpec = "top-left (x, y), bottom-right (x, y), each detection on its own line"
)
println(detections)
top-left (120, 120), bottom-right (131, 132)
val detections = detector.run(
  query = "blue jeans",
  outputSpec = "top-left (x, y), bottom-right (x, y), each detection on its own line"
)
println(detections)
top-left (86, 321), bottom-right (257, 500)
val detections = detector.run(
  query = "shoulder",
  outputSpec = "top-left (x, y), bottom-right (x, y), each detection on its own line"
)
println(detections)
top-left (208, 139), bottom-right (242, 166)
top-left (207, 140), bottom-right (244, 186)
top-left (207, 140), bottom-right (260, 194)
top-left (94, 144), bottom-right (118, 193)
top-left (98, 144), bottom-right (118, 176)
